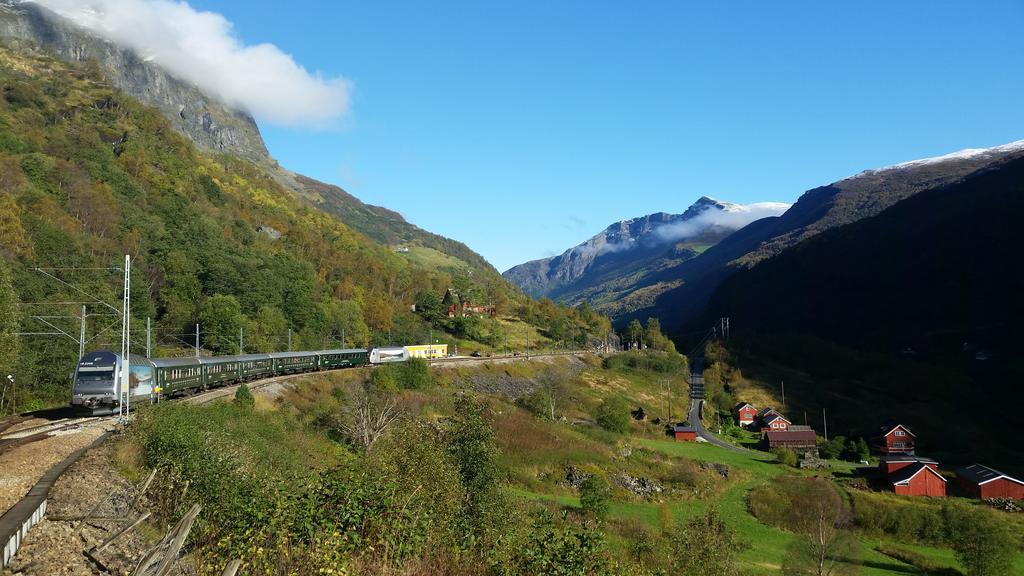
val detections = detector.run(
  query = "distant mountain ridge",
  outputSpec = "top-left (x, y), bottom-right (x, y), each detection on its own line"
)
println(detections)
top-left (503, 197), bottom-right (789, 312)
top-left (632, 138), bottom-right (1024, 332)
top-left (0, 0), bottom-right (504, 280)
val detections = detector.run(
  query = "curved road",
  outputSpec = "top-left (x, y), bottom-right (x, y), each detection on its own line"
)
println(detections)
top-left (687, 358), bottom-right (752, 454)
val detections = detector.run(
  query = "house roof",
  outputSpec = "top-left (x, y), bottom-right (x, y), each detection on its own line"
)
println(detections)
top-left (757, 407), bottom-right (777, 418)
top-left (956, 464), bottom-right (1024, 486)
top-left (788, 425), bottom-right (814, 432)
top-left (673, 425), bottom-right (696, 433)
top-left (734, 402), bottom-right (755, 412)
top-left (890, 462), bottom-right (946, 485)
top-left (881, 424), bottom-right (916, 438)
top-left (765, 430), bottom-right (817, 444)
top-left (879, 455), bottom-right (936, 464)
top-left (763, 413), bottom-right (790, 425)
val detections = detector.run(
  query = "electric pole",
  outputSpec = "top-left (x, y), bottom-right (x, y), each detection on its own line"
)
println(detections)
top-left (195, 323), bottom-right (200, 358)
top-left (79, 305), bottom-right (86, 359)
top-left (288, 328), bottom-right (292, 352)
top-left (823, 408), bottom-right (828, 441)
top-left (239, 327), bottom-right (244, 355)
top-left (119, 254), bottom-right (130, 418)
top-left (146, 317), bottom-right (151, 358)
top-left (781, 380), bottom-right (785, 411)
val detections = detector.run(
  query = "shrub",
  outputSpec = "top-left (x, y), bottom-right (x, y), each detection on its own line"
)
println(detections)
top-left (233, 383), bottom-right (254, 409)
top-left (517, 388), bottom-right (553, 419)
top-left (772, 447), bottom-right (798, 467)
top-left (579, 475), bottom-right (612, 519)
top-left (595, 396), bottom-right (631, 434)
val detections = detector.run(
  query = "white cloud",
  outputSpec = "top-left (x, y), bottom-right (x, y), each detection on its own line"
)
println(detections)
top-left (30, 0), bottom-right (351, 128)
top-left (652, 201), bottom-right (790, 244)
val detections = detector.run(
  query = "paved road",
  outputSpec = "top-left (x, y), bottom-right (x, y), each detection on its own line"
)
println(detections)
top-left (687, 359), bottom-right (752, 454)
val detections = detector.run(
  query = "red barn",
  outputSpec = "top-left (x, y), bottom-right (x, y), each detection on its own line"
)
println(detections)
top-left (876, 424), bottom-right (916, 455)
top-left (955, 464), bottom-right (1024, 500)
top-left (673, 425), bottom-right (697, 441)
top-left (734, 402), bottom-right (757, 426)
top-left (890, 462), bottom-right (946, 497)
top-left (763, 429), bottom-right (818, 457)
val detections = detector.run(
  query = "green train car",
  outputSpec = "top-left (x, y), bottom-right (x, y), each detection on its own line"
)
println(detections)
top-left (72, 348), bottom-right (372, 414)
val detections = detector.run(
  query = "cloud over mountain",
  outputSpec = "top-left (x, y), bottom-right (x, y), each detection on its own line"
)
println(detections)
top-left (652, 200), bottom-right (790, 245)
top-left (30, 0), bottom-right (351, 128)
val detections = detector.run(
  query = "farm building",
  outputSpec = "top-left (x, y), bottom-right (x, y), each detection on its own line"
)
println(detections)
top-left (890, 462), bottom-right (946, 497)
top-left (878, 455), bottom-right (938, 475)
top-left (763, 429), bottom-right (818, 457)
top-left (955, 464), bottom-right (1024, 500)
top-left (734, 402), bottom-right (757, 426)
top-left (672, 425), bottom-right (697, 441)
top-left (875, 423), bottom-right (916, 455)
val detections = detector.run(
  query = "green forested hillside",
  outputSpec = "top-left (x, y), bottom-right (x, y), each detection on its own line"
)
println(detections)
top-left (0, 47), bottom-right (608, 408)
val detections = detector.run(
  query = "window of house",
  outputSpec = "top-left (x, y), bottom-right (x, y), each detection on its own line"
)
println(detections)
top-left (895, 430), bottom-right (905, 436)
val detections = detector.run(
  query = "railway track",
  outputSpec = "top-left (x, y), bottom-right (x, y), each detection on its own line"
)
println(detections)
top-left (0, 417), bottom-right (108, 457)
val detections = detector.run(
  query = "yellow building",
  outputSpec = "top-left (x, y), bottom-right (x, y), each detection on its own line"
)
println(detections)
top-left (405, 344), bottom-right (448, 359)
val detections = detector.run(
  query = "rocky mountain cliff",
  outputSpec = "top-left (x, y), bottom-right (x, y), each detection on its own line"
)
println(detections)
top-left (0, 0), bottom-right (504, 281)
top-left (0, 0), bottom-right (269, 162)
top-left (503, 197), bottom-right (788, 314)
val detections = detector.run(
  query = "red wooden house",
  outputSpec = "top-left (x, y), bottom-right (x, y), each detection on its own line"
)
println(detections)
top-left (875, 424), bottom-right (916, 455)
top-left (673, 425), bottom-right (697, 441)
top-left (955, 464), bottom-right (1024, 500)
top-left (761, 412), bottom-right (791, 431)
top-left (734, 402), bottom-right (757, 427)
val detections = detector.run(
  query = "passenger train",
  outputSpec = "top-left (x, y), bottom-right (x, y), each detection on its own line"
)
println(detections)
top-left (71, 344), bottom-right (447, 414)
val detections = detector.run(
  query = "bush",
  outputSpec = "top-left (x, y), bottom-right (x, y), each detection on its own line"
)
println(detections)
top-left (517, 388), bottom-right (553, 419)
top-left (579, 475), bottom-right (612, 519)
top-left (233, 383), bottom-right (254, 409)
top-left (772, 447), bottom-right (798, 467)
top-left (595, 396), bottom-right (631, 434)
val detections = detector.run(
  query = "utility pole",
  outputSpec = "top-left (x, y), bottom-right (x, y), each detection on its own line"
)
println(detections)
top-left (239, 327), bottom-right (244, 355)
top-left (526, 326), bottom-right (530, 359)
top-left (341, 327), bottom-right (345, 348)
top-left (119, 254), bottom-right (130, 418)
top-left (7, 374), bottom-right (14, 416)
top-left (79, 305), bottom-right (86, 359)
top-left (195, 323), bottom-right (200, 358)
top-left (668, 379), bottom-right (673, 422)
top-left (288, 328), bottom-right (292, 352)
top-left (429, 328), bottom-right (433, 363)
top-left (146, 317), bottom-right (151, 358)
top-left (781, 380), bottom-right (785, 411)
top-left (823, 408), bottom-right (828, 441)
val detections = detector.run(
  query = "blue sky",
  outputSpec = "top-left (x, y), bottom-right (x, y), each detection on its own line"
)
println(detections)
top-left (186, 0), bottom-right (1024, 272)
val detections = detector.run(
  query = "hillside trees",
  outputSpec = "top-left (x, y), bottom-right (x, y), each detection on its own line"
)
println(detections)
top-left (198, 294), bottom-right (244, 355)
